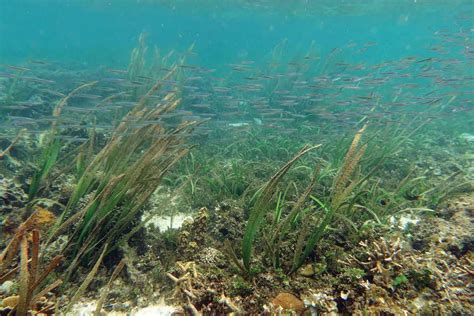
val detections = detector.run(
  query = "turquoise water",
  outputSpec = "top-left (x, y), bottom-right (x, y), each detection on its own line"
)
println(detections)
top-left (1, 0), bottom-right (472, 68)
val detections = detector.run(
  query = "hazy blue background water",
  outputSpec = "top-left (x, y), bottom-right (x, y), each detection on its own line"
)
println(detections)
top-left (1, 0), bottom-right (472, 69)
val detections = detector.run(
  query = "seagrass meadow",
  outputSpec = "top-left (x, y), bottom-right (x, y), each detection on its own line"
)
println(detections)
top-left (0, 0), bottom-right (473, 315)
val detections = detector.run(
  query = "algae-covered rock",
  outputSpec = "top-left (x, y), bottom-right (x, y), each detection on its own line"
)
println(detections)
top-left (298, 264), bottom-right (315, 277)
top-left (0, 174), bottom-right (27, 212)
top-left (302, 291), bottom-right (338, 314)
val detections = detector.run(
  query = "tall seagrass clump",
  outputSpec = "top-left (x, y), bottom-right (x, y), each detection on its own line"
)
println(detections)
top-left (229, 126), bottom-right (371, 276)
top-left (48, 68), bottom-right (199, 279)
top-left (240, 144), bottom-right (321, 273)
top-left (291, 125), bottom-right (368, 272)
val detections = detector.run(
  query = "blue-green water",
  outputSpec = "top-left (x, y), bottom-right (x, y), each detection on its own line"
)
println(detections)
top-left (1, 0), bottom-right (472, 68)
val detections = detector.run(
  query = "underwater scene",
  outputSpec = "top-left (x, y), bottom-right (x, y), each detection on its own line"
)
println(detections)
top-left (0, 0), bottom-right (473, 315)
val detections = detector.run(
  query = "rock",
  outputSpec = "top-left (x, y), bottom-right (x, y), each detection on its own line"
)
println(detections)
top-left (132, 304), bottom-right (183, 316)
top-left (0, 280), bottom-right (14, 295)
top-left (0, 174), bottom-right (27, 212)
top-left (67, 301), bottom-right (97, 315)
top-left (1, 295), bottom-right (19, 308)
top-left (390, 214), bottom-right (420, 230)
top-left (302, 291), bottom-right (338, 314)
top-left (197, 247), bottom-right (226, 268)
top-left (271, 292), bottom-right (305, 313)
top-left (298, 264), bottom-right (315, 277)
top-left (340, 290), bottom-right (350, 300)
top-left (460, 133), bottom-right (474, 142)
top-left (146, 213), bottom-right (193, 232)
